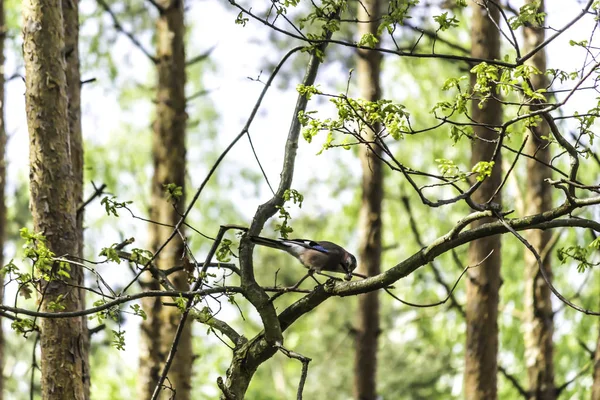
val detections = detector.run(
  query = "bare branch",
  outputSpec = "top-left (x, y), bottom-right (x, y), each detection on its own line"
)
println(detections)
top-left (96, 0), bottom-right (158, 63)
top-left (76, 182), bottom-right (107, 216)
top-left (276, 344), bottom-right (311, 400)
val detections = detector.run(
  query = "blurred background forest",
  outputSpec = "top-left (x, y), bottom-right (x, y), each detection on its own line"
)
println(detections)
top-left (2, 0), bottom-right (600, 399)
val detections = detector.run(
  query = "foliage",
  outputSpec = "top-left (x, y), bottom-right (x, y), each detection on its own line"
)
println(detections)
top-left (2, 0), bottom-right (600, 398)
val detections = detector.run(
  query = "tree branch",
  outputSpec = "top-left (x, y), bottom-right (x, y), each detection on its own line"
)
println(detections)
top-left (96, 0), bottom-right (158, 63)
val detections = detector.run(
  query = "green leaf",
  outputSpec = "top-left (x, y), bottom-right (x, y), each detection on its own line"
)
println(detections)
top-left (358, 33), bottom-right (379, 48)
top-left (471, 161), bottom-right (495, 181)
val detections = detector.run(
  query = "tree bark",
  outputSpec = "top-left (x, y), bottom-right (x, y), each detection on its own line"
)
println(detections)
top-left (22, 0), bottom-right (85, 399)
top-left (0, 0), bottom-right (5, 396)
top-left (138, 0), bottom-right (190, 399)
top-left (465, 2), bottom-right (502, 399)
top-left (62, 0), bottom-right (89, 397)
top-left (522, 1), bottom-right (555, 399)
top-left (593, 317), bottom-right (600, 400)
top-left (354, 0), bottom-right (382, 399)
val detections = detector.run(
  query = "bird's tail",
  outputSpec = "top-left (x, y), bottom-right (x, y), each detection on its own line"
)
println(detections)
top-left (249, 236), bottom-right (288, 250)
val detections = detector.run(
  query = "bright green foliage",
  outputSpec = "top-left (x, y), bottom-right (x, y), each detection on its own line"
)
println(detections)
top-left (99, 244), bottom-right (122, 264)
top-left (378, 0), bottom-right (419, 34)
top-left (358, 33), bottom-right (379, 48)
top-left (91, 299), bottom-right (119, 324)
top-left (111, 330), bottom-right (126, 351)
top-left (100, 195), bottom-right (133, 217)
top-left (433, 12), bottom-right (459, 31)
top-left (130, 248), bottom-right (153, 265)
top-left (174, 296), bottom-right (187, 312)
top-left (235, 11), bottom-right (249, 26)
top-left (20, 228), bottom-right (71, 281)
top-left (163, 183), bottom-right (183, 203)
top-left (436, 158), bottom-right (468, 180)
top-left (557, 245), bottom-right (597, 273)
top-left (274, 189), bottom-right (304, 238)
top-left (508, 0), bottom-right (546, 29)
top-left (47, 294), bottom-right (67, 312)
top-left (471, 161), bottom-right (495, 181)
top-left (10, 318), bottom-right (36, 336)
top-left (299, 95), bottom-right (410, 152)
top-left (216, 239), bottom-right (234, 263)
top-left (129, 304), bottom-right (147, 320)
top-left (296, 84), bottom-right (322, 100)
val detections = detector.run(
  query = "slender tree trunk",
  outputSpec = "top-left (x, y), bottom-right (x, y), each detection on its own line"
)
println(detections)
top-left (464, 2), bottom-right (502, 399)
top-left (354, 2), bottom-right (383, 400)
top-left (22, 0), bottom-right (85, 399)
top-left (0, 0), bottom-right (5, 396)
top-left (522, 1), bottom-right (555, 399)
top-left (138, 0), bottom-right (190, 398)
top-left (593, 315), bottom-right (600, 400)
top-left (62, 0), bottom-right (89, 397)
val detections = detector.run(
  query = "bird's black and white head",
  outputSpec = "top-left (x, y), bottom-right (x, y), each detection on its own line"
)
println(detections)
top-left (343, 252), bottom-right (357, 274)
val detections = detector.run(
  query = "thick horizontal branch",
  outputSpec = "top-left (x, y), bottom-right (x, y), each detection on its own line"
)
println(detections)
top-left (336, 218), bottom-right (600, 297)
top-left (277, 207), bottom-right (600, 331)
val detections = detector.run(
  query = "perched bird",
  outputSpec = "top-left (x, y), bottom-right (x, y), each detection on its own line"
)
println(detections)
top-left (249, 236), bottom-right (357, 280)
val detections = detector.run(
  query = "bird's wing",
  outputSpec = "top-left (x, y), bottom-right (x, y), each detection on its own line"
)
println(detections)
top-left (282, 239), bottom-right (330, 254)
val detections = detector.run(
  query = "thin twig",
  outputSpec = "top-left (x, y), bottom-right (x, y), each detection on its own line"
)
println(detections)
top-left (276, 344), bottom-right (312, 400)
top-left (494, 211), bottom-right (600, 315)
top-left (77, 183), bottom-right (107, 216)
top-left (383, 251), bottom-right (492, 308)
top-left (96, 0), bottom-right (158, 63)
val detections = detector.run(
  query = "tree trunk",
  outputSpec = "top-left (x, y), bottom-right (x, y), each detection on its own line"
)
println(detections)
top-left (62, 0), bottom-right (89, 397)
top-left (0, 0), bottom-right (5, 396)
top-left (522, 1), bottom-right (555, 399)
top-left (22, 0), bottom-right (85, 399)
top-left (593, 318), bottom-right (600, 400)
top-left (354, 0), bottom-right (383, 399)
top-left (138, 0), bottom-right (190, 399)
top-left (465, 2), bottom-right (502, 399)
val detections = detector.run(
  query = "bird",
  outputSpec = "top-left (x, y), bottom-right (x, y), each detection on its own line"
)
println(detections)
top-left (249, 236), bottom-right (357, 280)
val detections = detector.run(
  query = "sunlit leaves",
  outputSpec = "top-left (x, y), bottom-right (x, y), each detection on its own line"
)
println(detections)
top-left (358, 33), bottom-right (378, 48)
top-left (433, 12), bottom-right (459, 31)
top-left (92, 299), bottom-right (119, 324)
top-left (47, 294), bottom-right (67, 312)
top-left (99, 245), bottom-right (122, 264)
top-left (378, 0), bottom-right (419, 34)
top-left (20, 228), bottom-right (71, 281)
top-left (111, 330), bottom-right (126, 351)
top-left (130, 248), bottom-right (153, 265)
top-left (296, 84), bottom-right (321, 100)
top-left (470, 62), bottom-right (499, 96)
top-left (275, 189), bottom-right (304, 238)
top-left (216, 239), bottom-right (234, 263)
top-left (435, 158), bottom-right (467, 180)
top-left (283, 188), bottom-right (304, 206)
top-left (299, 93), bottom-right (410, 153)
top-left (11, 318), bottom-right (36, 336)
top-left (130, 304), bottom-right (147, 320)
top-left (235, 11), bottom-right (249, 27)
top-left (100, 195), bottom-right (133, 217)
top-left (557, 245), bottom-right (597, 273)
top-left (471, 161), bottom-right (495, 181)
top-left (441, 75), bottom-right (468, 91)
top-left (164, 183), bottom-right (183, 203)
top-left (508, 0), bottom-right (546, 29)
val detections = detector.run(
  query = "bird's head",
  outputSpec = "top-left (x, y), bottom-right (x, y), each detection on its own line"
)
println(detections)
top-left (343, 252), bottom-right (357, 273)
